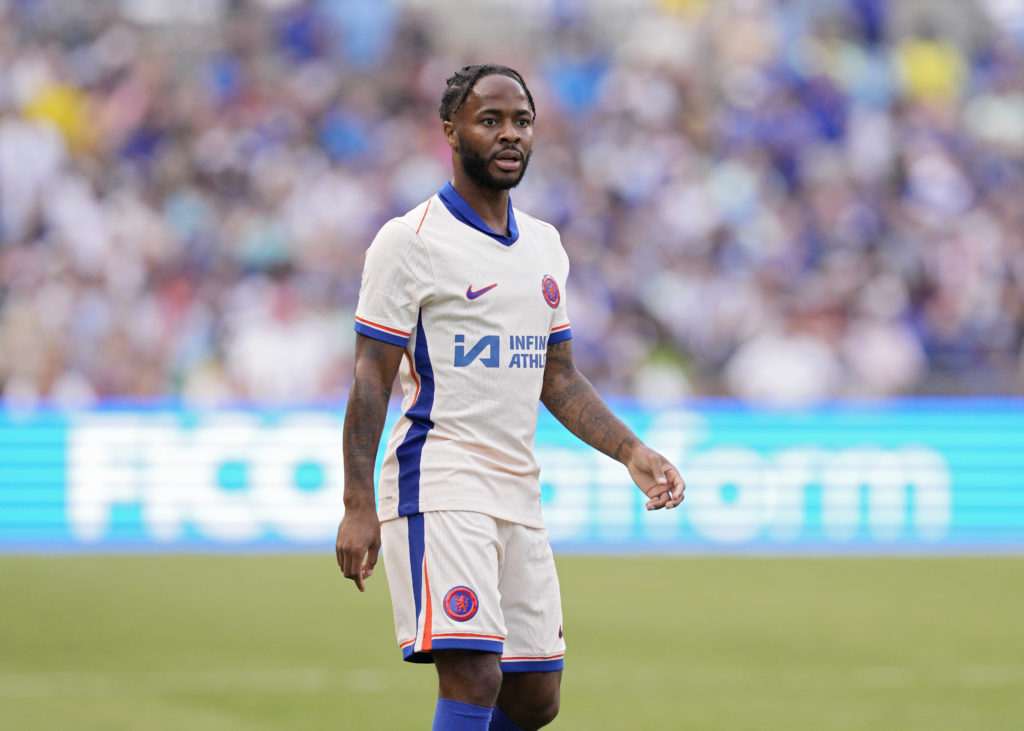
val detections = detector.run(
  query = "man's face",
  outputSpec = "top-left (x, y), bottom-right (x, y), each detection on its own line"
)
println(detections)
top-left (447, 74), bottom-right (534, 191)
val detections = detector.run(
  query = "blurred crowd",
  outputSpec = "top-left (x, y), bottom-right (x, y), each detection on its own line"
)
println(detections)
top-left (1, 0), bottom-right (1023, 407)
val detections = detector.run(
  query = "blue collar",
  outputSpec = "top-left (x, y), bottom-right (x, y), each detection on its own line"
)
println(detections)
top-left (437, 181), bottom-right (519, 246)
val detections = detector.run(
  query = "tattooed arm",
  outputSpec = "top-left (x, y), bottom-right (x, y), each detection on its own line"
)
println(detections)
top-left (540, 338), bottom-right (685, 510)
top-left (336, 334), bottom-right (405, 591)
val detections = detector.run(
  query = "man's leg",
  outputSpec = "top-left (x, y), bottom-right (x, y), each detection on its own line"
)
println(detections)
top-left (493, 520), bottom-right (565, 730)
top-left (433, 649), bottom-right (502, 730)
top-left (491, 670), bottom-right (562, 730)
top-left (384, 512), bottom-right (507, 728)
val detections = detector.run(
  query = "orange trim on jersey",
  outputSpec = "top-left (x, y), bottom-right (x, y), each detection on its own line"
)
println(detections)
top-left (355, 316), bottom-right (410, 337)
top-left (432, 632), bottom-right (506, 641)
top-left (404, 349), bottom-right (420, 405)
top-left (416, 199), bottom-right (433, 234)
top-left (421, 559), bottom-right (433, 651)
top-left (399, 639), bottom-right (416, 648)
top-left (551, 323), bottom-right (571, 332)
top-left (502, 653), bottom-right (565, 661)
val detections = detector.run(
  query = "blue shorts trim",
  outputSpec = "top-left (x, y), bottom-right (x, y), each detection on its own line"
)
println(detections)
top-left (432, 638), bottom-right (504, 654)
top-left (501, 658), bottom-right (565, 673)
top-left (402, 638), bottom-right (505, 664)
top-left (402, 645), bottom-right (433, 664)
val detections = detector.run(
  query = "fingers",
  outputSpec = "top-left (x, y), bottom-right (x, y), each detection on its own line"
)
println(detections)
top-left (645, 490), bottom-right (672, 511)
top-left (665, 465), bottom-right (686, 509)
top-left (645, 455), bottom-right (685, 511)
top-left (352, 548), bottom-right (367, 592)
top-left (336, 540), bottom-right (368, 592)
top-left (337, 545), bottom-right (365, 592)
top-left (336, 515), bottom-right (381, 592)
top-left (362, 538), bottom-right (381, 582)
top-left (646, 491), bottom-right (675, 510)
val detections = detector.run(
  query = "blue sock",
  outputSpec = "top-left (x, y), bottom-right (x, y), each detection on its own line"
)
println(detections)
top-left (489, 706), bottom-right (526, 731)
top-left (432, 697), bottom-right (493, 730)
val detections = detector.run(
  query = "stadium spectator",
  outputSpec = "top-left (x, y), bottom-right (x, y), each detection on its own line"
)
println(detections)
top-left (0, 0), bottom-right (1022, 406)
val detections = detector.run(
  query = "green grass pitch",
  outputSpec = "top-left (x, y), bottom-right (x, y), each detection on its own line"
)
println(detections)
top-left (1, 555), bottom-right (1022, 729)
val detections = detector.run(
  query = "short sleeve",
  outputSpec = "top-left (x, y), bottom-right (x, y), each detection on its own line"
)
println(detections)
top-left (354, 220), bottom-right (434, 346)
top-left (548, 238), bottom-right (572, 344)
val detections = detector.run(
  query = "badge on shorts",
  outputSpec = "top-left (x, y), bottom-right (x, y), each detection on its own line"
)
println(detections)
top-left (443, 586), bottom-right (479, 621)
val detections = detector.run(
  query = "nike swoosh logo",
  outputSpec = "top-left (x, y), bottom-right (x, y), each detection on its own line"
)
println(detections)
top-left (466, 283), bottom-right (498, 300)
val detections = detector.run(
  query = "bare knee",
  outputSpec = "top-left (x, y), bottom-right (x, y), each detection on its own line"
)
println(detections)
top-left (497, 670), bottom-right (561, 729)
top-left (509, 696), bottom-right (560, 729)
top-left (434, 650), bottom-right (503, 708)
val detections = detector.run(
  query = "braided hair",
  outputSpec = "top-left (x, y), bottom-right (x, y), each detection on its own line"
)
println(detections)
top-left (438, 64), bottom-right (536, 122)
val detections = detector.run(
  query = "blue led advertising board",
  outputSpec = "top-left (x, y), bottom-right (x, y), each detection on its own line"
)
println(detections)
top-left (1, 401), bottom-right (1022, 553)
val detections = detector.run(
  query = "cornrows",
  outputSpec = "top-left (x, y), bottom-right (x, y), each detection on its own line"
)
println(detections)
top-left (438, 64), bottom-right (536, 122)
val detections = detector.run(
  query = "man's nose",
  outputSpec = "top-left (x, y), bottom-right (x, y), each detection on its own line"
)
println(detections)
top-left (498, 119), bottom-right (521, 143)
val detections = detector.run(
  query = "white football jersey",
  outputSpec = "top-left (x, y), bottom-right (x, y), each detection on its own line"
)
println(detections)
top-left (354, 182), bottom-right (572, 528)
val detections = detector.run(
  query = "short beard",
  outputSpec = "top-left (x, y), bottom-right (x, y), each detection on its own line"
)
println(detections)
top-left (458, 142), bottom-right (531, 191)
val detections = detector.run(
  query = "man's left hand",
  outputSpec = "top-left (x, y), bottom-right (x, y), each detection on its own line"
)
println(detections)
top-left (625, 445), bottom-right (686, 510)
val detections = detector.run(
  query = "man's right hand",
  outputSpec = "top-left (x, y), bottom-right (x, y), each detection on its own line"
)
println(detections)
top-left (336, 496), bottom-right (381, 592)
top-left (337, 334), bottom-right (404, 592)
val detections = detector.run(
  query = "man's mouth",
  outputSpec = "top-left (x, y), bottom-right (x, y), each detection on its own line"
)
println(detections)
top-left (493, 150), bottom-right (522, 172)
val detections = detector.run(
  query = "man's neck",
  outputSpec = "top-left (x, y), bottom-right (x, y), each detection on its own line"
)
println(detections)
top-left (450, 177), bottom-right (511, 236)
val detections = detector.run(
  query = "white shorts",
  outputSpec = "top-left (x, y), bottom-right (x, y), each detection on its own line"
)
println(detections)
top-left (381, 510), bottom-right (565, 673)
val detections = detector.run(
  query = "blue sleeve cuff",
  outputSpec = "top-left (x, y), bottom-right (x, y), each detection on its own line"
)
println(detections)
top-left (354, 320), bottom-right (409, 347)
top-left (549, 326), bottom-right (572, 344)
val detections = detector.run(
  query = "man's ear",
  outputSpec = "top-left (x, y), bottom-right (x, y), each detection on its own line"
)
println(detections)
top-left (443, 120), bottom-right (458, 150)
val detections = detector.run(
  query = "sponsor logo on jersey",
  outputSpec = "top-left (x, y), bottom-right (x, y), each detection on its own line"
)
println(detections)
top-left (466, 283), bottom-right (498, 300)
top-left (454, 334), bottom-right (501, 367)
top-left (541, 275), bottom-right (560, 308)
top-left (454, 334), bottom-right (548, 368)
top-left (443, 586), bottom-right (479, 621)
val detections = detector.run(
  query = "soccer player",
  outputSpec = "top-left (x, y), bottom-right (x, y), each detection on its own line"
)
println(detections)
top-left (336, 64), bottom-right (685, 731)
